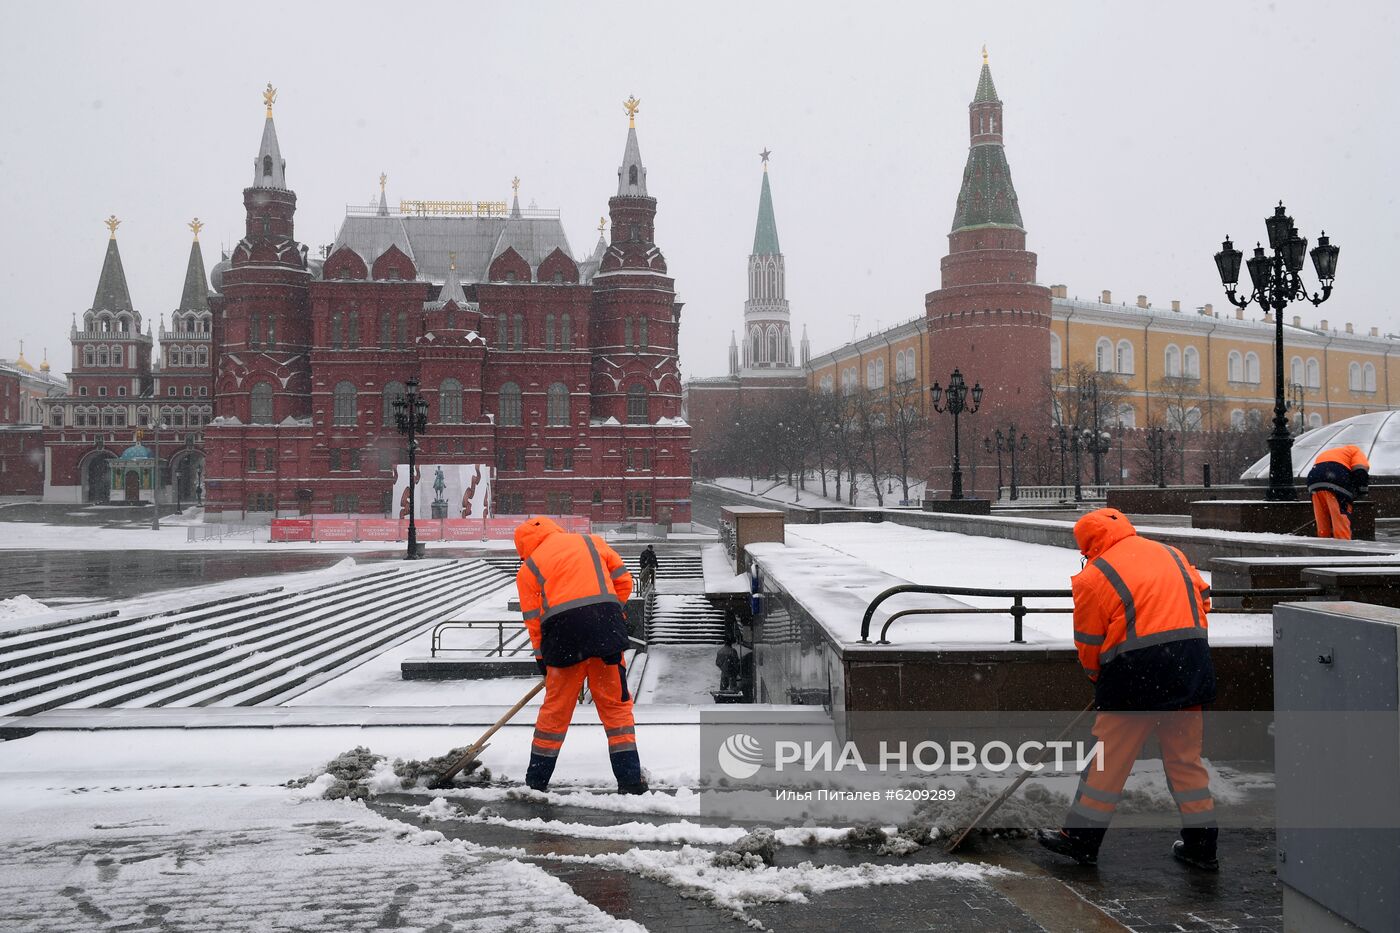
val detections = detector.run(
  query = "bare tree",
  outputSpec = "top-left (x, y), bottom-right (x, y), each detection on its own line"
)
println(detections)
top-left (884, 375), bottom-right (928, 502)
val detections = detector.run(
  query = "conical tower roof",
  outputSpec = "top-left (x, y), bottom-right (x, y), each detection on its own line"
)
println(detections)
top-left (973, 60), bottom-right (998, 103)
top-left (252, 83), bottom-right (287, 189)
top-left (179, 238), bottom-right (210, 311)
top-left (752, 168), bottom-right (781, 255)
top-left (950, 56), bottom-right (1024, 233)
top-left (92, 232), bottom-right (134, 312)
top-left (616, 97), bottom-right (649, 197)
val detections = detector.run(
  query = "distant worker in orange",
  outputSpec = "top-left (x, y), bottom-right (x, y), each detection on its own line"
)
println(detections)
top-left (514, 516), bottom-right (646, 794)
top-left (1306, 444), bottom-right (1371, 540)
top-left (1038, 508), bottom-right (1219, 870)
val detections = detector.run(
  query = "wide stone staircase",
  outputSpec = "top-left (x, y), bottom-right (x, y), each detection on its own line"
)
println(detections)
top-left (0, 560), bottom-right (511, 716)
top-left (645, 594), bottom-right (727, 645)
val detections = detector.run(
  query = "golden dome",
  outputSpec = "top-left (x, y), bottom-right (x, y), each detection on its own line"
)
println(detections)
top-left (14, 349), bottom-right (34, 373)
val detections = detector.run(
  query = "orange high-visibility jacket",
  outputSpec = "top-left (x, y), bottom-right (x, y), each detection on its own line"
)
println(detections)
top-left (514, 516), bottom-right (633, 654)
top-left (1071, 509), bottom-right (1214, 709)
top-left (1315, 444), bottom-right (1371, 473)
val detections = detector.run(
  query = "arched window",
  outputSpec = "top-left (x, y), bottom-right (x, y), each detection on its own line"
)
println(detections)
top-left (1245, 352), bottom-right (1260, 384)
top-left (439, 378), bottom-right (463, 424)
top-left (767, 326), bottom-right (779, 364)
top-left (1095, 338), bottom-right (1113, 373)
top-left (1116, 340), bottom-right (1134, 375)
top-left (546, 383), bottom-right (569, 425)
top-left (1164, 344), bottom-right (1181, 378)
top-left (1049, 332), bottom-right (1062, 371)
top-left (1290, 356), bottom-right (1304, 386)
top-left (262, 154), bottom-right (273, 178)
top-left (1349, 362), bottom-right (1362, 390)
top-left (1231, 409), bottom-right (1245, 429)
top-left (1183, 346), bottom-right (1200, 379)
top-left (1364, 362), bottom-right (1377, 392)
top-left (197, 346), bottom-right (207, 366)
top-left (624, 318), bottom-right (633, 348)
top-left (379, 313), bottom-right (391, 347)
top-left (84, 346), bottom-right (94, 367)
top-left (639, 316), bottom-right (648, 348)
top-left (512, 314), bottom-right (525, 350)
top-left (266, 315), bottom-right (275, 346)
top-left (97, 347), bottom-right (108, 367)
top-left (330, 312), bottom-right (342, 348)
top-left (629, 165), bottom-right (638, 185)
top-left (750, 327), bottom-right (762, 364)
top-left (250, 382), bottom-right (274, 424)
top-left (249, 313), bottom-right (261, 349)
top-left (561, 313), bottom-right (573, 349)
top-left (347, 310), bottom-right (359, 349)
top-left (1227, 351), bottom-right (1243, 382)
top-left (498, 382), bottom-right (522, 426)
top-left (1116, 404), bottom-right (1136, 428)
top-left (397, 312), bottom-right (409, 346)
top-left (894, 351), bottom-right (906, 383)
top-left (626, 383), bottom-right (648, 425)
top-left (1308, 412), bottom-right (1323, 428)
top-left (1185, 406), bottom-right (1203, 431)
top-left (1306, 357), bottom-right (1321, 388)
top-left (382, 381), bottom-right (406, 425)
top-left (544, 314), bottom-right (555, 350)
top-left (820, 374), bottom-right (834, 394)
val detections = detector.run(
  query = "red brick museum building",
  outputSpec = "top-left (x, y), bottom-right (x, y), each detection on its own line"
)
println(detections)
top-left (37, 90), bottom-right (692, 525)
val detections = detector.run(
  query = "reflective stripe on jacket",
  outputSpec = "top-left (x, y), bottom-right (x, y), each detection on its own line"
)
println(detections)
top-left (514, 516), bottom-right (633, 654)
top-left (1071, 509), bottom-right (1216, 711)
top-left (1307, 445), bottom-right (1371, 504)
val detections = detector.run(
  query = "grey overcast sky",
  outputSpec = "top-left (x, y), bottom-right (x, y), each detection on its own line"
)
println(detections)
top-left (2, 1), bottom-right (1396, 379)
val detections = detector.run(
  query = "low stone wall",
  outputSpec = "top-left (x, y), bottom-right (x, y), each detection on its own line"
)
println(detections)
top-left (1110, 483), bottom-right (1399, 518)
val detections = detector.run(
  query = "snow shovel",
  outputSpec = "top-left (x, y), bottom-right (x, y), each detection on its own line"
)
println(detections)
top-left (945, 700), bottom-right (1096, 854)
top-left (431, 679), bottom-right (546, 787)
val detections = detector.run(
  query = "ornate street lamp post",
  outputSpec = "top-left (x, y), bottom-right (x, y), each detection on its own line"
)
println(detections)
top-left (930, 369), bottom-right (983, 500)
top-left (1079, 375), bottom-right (1108, 486)
top-left (983, 435), bottom-right (1004, 501)
top-left (1146, 426), bottom-right (1176, 489)
top-left (392, 378), bottom-right (430, 560)
top-left (150, 408), bottom-right (169, 531)
top-left (1214, 203), bottom-right (1339, 501)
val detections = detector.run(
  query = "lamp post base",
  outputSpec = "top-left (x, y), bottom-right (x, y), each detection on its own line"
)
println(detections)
top-left (1265, 431), bottom-right (1298, 502)
top-left (920, 496), bottom-right (992, 515)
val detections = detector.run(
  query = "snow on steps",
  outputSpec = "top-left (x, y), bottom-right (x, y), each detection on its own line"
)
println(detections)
top-left (478, 553), bottom-right (702, 581)
top-left (646, 594), bottom-right (727, 646)
top-left (0, 560), bottom-right (512, 717)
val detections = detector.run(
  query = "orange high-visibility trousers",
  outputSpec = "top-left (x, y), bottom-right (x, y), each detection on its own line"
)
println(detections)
top-left (1312, 490), bottom-right (1352, 540)
top-left (1067, 708), bottom-right (1215, 830)
top-left (530, 657), bottom-right (637, 762)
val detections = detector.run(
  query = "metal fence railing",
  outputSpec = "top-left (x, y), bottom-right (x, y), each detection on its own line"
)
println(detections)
top-left (859, 583), bottom-right (1324, 645)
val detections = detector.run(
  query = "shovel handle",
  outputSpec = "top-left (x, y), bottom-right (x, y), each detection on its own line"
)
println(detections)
top-left (945, 700), bottom-right (1096, 854)
top-left (437, 679), bottom-right (546, 783)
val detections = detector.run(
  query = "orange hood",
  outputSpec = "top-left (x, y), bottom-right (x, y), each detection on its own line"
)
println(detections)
top-left (1073, 508), bottom-right (1137, 560)
top-left (514, 515), bottom-right (565, 560)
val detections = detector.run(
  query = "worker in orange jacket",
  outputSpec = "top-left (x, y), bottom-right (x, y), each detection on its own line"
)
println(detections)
top-left (1038, 508), bottom-right (1219, 870)
top-left (514, 516), bottom-right (646, 794)
top-left (1306, 444), bottom-right (1371, 540)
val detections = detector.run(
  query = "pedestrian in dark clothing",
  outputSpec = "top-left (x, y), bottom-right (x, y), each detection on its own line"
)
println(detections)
top-left (715, 642), bottom-right (740, 691)
top-left (639, 545), bottom-right (658, 593)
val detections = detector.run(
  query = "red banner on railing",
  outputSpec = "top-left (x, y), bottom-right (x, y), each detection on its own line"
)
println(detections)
top-left (442, 518), bottom-right (484, 541)
top-left (356, 519), bottom-right (400, 542)
top-left (270, 518), bottom-right (313, 542)
top-left (312, 519), bottom-right (357, 542)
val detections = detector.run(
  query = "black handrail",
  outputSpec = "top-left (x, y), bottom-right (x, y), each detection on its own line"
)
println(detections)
top-left (430, 619), bottom-right (528, 658)
top-left (859, 584), bottom-right (1325, 645)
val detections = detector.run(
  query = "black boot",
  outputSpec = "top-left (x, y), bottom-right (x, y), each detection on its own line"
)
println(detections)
top-left (1036, 828), bottom-right (1102, 866)
top-left (616, 782), bottom-right (649, 795)
top-left (524, 753), bottom-right (556, 793)
top-left (1172, 827), bottom-right (1219, 872)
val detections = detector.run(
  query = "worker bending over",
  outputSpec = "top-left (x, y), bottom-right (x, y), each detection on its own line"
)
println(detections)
top-left (1307, 444), bottom-right (1370, 540)
top-left (514, 516), bottom-right (647, 795)
top-left (1039, 508), bottom-right (1219, 871)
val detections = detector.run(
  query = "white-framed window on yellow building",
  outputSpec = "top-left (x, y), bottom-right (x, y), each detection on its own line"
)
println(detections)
top-left (1245, 353), bottom-right (1261, 384)
top-left (1116, 340), bottom-right (1134, 375)
top-left (1365, 363), bottom-right (1377, 392)
top-left (1228, 351), bottom-right (1243, 382)
top-left (1095, 338), bottom-right (1113, 373)
top-left (1116, 404), bottom-right (1135, 428)
top-left (1049, 332), bottom-right (1062, 370)
top-left (820, 374), bottom-right (834, 394)
top-left (1183, 346), bottom-right (1200, 379)
top-left (1165, 344), bottom-right (1181, 378)
top-left (1306, 357), bottom-right (1321, 388)
top-left (1231, 409), bottom-right (1245, 429)
top-left (1290, 356), bottom-right (1304, 385)
top-left (1308, 412), bottom-right (1323, 428)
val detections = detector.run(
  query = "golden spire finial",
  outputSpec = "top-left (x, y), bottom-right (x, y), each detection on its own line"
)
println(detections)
top-left (104, 215), bottom-right (121, 239)
top-left (263, 82), bottom-right (277, 118)
top-left (598, 216), bottom-right (607, 234)
top-left (982, 43), bottom-right (988, 65)
top-left (511, 176), bottom-right (520, 197)
top-left (188, 217), bottom-right (204, 240)
top-left (624, 96), bottom-right (640, 128)
top-left (41, 347), bottom-right (50, 372)
top-left (379, 172), bottom-right (387, 192)
top-left (449, 251), bottom-right (457, 272)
